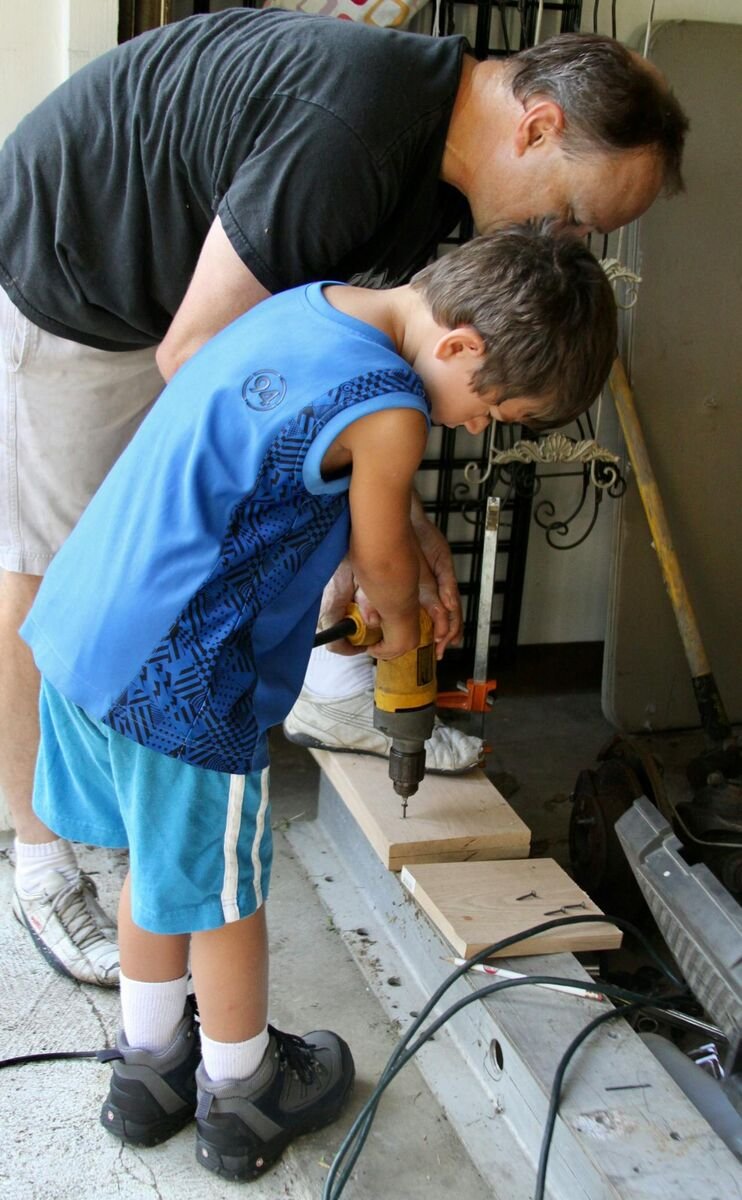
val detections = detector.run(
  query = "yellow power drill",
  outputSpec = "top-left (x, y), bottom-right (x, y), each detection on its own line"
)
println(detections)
top-left (312, 603), bottom-right (437, 816)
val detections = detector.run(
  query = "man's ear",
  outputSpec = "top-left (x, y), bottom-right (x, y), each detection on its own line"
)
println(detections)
top-left (513, 97), bottom-right (565, 157)
top-left (433, 326), bottom-right (486, 361)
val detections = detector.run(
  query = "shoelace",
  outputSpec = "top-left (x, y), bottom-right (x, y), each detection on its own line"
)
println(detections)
top-left (271, 1027), bottom-right (320, 1085)
top-left (47, 872), bottom-right (112, 953)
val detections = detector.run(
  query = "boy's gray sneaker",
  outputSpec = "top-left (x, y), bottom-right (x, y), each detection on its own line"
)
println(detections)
top-left (195, 1026), bottom-right (355, 1181)
top-left (100, 1000), bottom-right (200, 1146)
top-left (283, 687), bottom-right (484, 773)
top-left (12, 868), bottom-right (119, 987)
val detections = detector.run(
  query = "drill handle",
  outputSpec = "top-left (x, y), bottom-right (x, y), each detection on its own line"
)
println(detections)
top-left (311, 602), bottom-right (382, 649)
top-left (342, 602), bottom-right (383, 647)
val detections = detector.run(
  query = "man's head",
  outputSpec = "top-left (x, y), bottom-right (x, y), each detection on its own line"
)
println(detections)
top-left (408, 221), bottom-right (618, 432)
top-left (447, 33), bottom-right (689, 236)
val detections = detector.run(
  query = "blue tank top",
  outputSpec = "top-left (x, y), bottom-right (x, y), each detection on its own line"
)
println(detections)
top-left (22, 283), bottom-right (430, 773)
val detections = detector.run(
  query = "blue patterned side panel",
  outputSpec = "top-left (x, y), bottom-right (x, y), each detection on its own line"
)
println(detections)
top-left (103, 369), bottom-right (425, 773)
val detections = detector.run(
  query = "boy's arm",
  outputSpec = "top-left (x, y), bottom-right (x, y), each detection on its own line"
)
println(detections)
top-left (316, 494), bottom-right (462, 660)
top-left (343, 408), bottom-right (429, 661)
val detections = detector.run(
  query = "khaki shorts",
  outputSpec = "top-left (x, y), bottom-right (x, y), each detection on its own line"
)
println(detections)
top-left (0, 288), bottom-right (163, 574)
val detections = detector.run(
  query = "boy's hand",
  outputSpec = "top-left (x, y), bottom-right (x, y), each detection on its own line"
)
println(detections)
top-left (315, 521), bottom-right (462, 661)
top-left (366, 608), bottom-right (421, 661)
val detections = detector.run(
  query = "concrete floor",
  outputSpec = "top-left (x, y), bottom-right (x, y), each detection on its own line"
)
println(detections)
top-left (0, 685), bottom-right (733, 1198)
top-left (0, 729), bottom-right (498, 1200)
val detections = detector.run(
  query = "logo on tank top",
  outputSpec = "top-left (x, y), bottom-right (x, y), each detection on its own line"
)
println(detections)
top-left (242, 370), bottom-right (287, 411)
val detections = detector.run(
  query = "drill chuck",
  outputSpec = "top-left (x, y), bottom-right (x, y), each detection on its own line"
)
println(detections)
top-left (314, 603), bottom-right (437, 815)
top-left (374, 704), bottom-right (435, 814)
top-left (389, 744), bottom-right (427, 798)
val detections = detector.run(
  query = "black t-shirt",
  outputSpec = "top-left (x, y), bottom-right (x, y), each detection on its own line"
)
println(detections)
top-left (0, 9), bottom-right (467, 350)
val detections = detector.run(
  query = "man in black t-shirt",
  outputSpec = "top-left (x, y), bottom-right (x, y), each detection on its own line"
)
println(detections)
top-left (0, 10), bottom-right (687, 986)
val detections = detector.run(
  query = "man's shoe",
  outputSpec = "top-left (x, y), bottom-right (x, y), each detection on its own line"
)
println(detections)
top-left (195, 1026), bottom-right (355, 1181)
top-left (12, 868), bottom-right (119, 987)
top-left (100, 1001), bottom-right (200, 1146)
top-left (283, 687), bottom-right (484, 773)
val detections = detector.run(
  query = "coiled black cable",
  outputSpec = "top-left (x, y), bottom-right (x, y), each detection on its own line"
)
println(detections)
top-left (322, 913), bottom-right (687, 1200)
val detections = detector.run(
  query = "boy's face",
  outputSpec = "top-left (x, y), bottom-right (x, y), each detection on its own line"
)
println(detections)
top-left (430, 380), bottom-right (544, 435)
top-left (415, 325), bottom-right (551, 434)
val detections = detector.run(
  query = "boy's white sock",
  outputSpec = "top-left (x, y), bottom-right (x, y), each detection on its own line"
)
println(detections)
top-left (303, 645), bottom-right (374, 699)
top-left (200, 1027), bottom-right (270, 1083)
top-left (14, 836), bottom-right (78, 895)
top-left (120, 971), bottom-right (189, 1053)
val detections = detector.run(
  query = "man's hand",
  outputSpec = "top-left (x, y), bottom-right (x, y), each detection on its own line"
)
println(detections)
top-left (315, 559), bottom-right (365, 657)
top-left (410, 496), bottom-right (462, 658)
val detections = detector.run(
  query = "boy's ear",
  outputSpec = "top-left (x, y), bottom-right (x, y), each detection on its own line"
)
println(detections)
top-left (513, 97), bottom-right (565, 157)
top-left (433, 326), bottom-right (486, 361)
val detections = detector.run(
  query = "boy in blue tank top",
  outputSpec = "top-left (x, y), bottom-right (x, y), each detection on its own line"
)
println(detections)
top-left (20, 223), bottom-right (616, 1181)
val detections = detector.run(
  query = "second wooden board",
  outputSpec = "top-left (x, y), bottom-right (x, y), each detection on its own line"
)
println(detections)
top-left (400, 858), bottom-right (622, 956)
top-left (311, 749), bottom-right (531, 871)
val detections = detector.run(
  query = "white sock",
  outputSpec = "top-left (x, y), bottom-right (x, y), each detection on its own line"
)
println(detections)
top-left (14, 837), bottom-right (78, 896)
top-left (120, 972), bottom-right (189, 1054)
top-left (303, 645), bottom-right (374, 699)
top-left (200, 1027), bottom-right (270, 1083)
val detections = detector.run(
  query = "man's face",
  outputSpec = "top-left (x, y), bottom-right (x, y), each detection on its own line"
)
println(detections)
top-left (469, 142), bottom-right (664, 238)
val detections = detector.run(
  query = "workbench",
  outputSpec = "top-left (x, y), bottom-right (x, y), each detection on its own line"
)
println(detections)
top-left (287, 754), bottom-right (742, 1200)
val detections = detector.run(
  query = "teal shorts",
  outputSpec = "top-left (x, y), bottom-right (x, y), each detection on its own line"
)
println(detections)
top-left (34, 678), bottom-right (272, 935)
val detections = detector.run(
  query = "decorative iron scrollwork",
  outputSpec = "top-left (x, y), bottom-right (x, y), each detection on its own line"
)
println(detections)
top-left (464, 430), bottom-right (627, 549)
top-left (490, 431), bottom-right (620, 472)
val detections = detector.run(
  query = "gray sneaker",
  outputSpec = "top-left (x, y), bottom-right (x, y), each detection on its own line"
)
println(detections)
top-left (100, 1000), bottom-right (200, 1146)
top-left (12, 868), bottom-right (119, 987)
top-left (195, 1026), bottom-right (355, 1181)
top-left (283, 687), bottom-right (484, 773)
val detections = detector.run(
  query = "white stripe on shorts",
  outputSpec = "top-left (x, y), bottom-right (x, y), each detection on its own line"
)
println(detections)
top-left (221, 775), bottom-right (245, 923)
top-left (220, 769), bottom-right (270, 923)
top-left (251, 769), bottom-right (270, 910)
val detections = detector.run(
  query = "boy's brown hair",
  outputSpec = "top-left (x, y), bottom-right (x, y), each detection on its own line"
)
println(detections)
top-left (410, 223), bottom-right (618, 431)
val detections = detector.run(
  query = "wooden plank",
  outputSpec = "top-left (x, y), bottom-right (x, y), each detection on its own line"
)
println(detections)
top-left (400, 858), bottom-right (622, 956)
top-left (309, 749), bottom-right (530, 870)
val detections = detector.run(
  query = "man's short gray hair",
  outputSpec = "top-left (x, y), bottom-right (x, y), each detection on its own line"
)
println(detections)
top-left (506, 33), bottom-right (689, 195)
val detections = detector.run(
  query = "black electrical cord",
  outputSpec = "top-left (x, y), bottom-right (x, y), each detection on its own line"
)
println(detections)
top-left (313, 617), bottom-right (357, 647)
top-left (0, 1049), bottom-right (103, 1069)
top-left (0, 994), bottom-right (199, 1071)
top-left (326, 976), bottom-right (686, 1200)
top-left (322, 913), bottom-right (686, 1200)
top-left (534, 993), bottom-right (682, 1199)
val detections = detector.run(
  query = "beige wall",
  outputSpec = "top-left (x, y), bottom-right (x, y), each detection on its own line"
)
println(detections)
top-left (518, 0), bottom-right (741, 645)
top-left (0, 0), bottom-right (117, 143)
top-left (601, 0), bottom-right (742, 43)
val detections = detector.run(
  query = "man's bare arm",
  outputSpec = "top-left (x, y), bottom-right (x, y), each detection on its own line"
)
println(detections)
top-left (156, 216), bottom-right (271, 381)
top-left (410, 492), bottom-right (463, 652)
